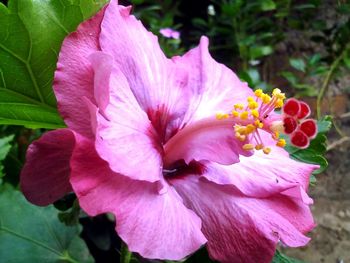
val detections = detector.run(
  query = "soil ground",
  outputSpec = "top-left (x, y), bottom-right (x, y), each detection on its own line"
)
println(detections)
top-left (284, 120), bottom-right (350, 263)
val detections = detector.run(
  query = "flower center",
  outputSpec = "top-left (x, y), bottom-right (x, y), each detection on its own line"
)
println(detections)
top-left (163, 160), bottom-right (205, 178)
top-left (216, 88), bottom-right (317, 153)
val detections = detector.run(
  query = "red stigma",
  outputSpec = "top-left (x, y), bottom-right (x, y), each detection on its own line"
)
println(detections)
top-left (300, 119), bottom-right (317, 139)
top-left (283, 116), bottom-right (298, 134)
top-left (297, 101), bottom-right (311, 119)
top-left (291, 131), bottom-right (309, 149)
top-left (283, 98), bottom-right (300, 116)
top-left (282, 99), bottom-right (317, 149)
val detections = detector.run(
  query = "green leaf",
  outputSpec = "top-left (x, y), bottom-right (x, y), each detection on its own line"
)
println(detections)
top-left (250, 45), bottom-right (273, 59)
top-left (281, 72), bottom-right (298, 85)
top-left (291, 148), bottom-right (328, 174)
top-left (261, 0), bottom-right (276, 11)
top-left (293, 4), bottom-right (316, 10)
top-left (317, 115), bottom-right (332, 133)
top-left (308, 53), bottom-right (321, 66)
top-left (290, 58), bottom-right (306, 72)
top-left (0, 185), bottom-right (93, 263)
top-left (0, 0), bottom-right (107, 129)
top-left (239, 68), bottom-right (261, 88)
top-left (272, 250), bottom-right (305, 263)
top-left (0, 135), bottom-right (14, 182)
top-left (58, 200), bottom-right (80, 226)
top-left (343, 56), bottom-right (350, 69)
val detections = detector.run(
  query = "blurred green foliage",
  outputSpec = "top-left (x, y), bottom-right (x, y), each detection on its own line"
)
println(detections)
top-left (131, 0), bottom-right (185, 56)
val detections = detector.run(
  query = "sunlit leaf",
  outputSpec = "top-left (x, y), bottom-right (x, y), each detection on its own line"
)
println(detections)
top-left (0, 0), bottom-right (107, 129)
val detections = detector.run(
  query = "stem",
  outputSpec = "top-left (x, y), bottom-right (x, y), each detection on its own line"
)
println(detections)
top-left (316, 44), bottom-right (350, 118)
top-left (332, 118), bottom-right (347, 138)
top-left (121, 242), bottom-right (132, 263)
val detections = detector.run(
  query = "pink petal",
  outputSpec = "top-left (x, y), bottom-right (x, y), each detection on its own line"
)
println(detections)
top-left (89, 51), bottom-right (114, 113)
top-left (20, 129), bottom-right (75, 206)
top-left (202, 131), bottom-right (318, 193)
top-left (159, 28), bottom-right (180, 39)
top-left (99, 1), bottom-right (190, 141)
top-left (170, 176), bottom-right (312, 263)
top-left (172, 36), bottom-right (253, 124)
top-left (70, 137), bottom-right (207, 260)
top-left (264, 193), bottom-right (315, 234)
top-left (201, 152), bottom-right (316, 200)
top-left (281, 186), bottom-right (314, 205)
top-left (54, 7), bottom-right (105, 138)
top-left (164, 117), bottom-right (252, 167)
top-left (94, 65), bottom-right (163, 182)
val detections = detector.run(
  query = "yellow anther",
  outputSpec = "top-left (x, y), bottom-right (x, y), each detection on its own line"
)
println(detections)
top-left (243, 144), bottom-right (255, 151)
top-left (254, 89), bottom-right (263, 97)
top-left (234, 103), bottom-right (244, 110)
top-left (232, 110), bottom-right (239, 117)
top-left (275, 99), bottom-right (284, 108)
top-left (254, 120), bottom-right (264, 128)
top-left (272, 88), bottom-right (286, 100)
top-left (216, 113), bottom-right (223, 120)
top-left (246, 124), bottom-right (256, 134)
top-left (240, 111), bottom-right (249, 120)
top-left (234, 125), bottom-right (246, 134)
top-left (248, 101), bottom-right (259, 109)
top-left (263, 147), bottom-right (271, 154)
top-left (251, 109), bottom-right (259, 118)
top-left (236, 126), bottom-right (247, 135)
top-left (261, 94), bottom-right (271, 104)
top-left (247, 96), bottom-right (255, 102)
top-left (277, 93), bottom-right (286, 100)
top-left (235, 132), bottom-right (246, 142)
top-left (272, 131), bottom-right (279, 140)
top-left (276, 138), bottom-right (286, 147)
top-left (255, 144), bottom-right (264, 150)
top-left (272, 88), bottom-right (281, 96)
top-left (216, 113), bottom-right (229, 120)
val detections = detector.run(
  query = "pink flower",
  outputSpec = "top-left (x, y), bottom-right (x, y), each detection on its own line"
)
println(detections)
top-left (159, 27), bottom-right (180, 39)
top-left (20, 1), bottom-right (319, 262)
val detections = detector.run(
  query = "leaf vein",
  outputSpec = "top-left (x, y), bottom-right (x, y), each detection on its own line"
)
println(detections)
top-left (0, 88), bottom-right (56, 111)
top-left (0, 226), bottom-right (62, 256)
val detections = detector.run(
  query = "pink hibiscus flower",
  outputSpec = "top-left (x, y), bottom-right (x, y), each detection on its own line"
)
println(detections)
top-left (159, 28), bottom-right (181, 39)
top-left (20, 1), bottom-right (319, 262)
